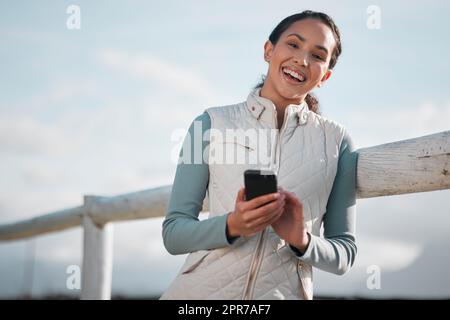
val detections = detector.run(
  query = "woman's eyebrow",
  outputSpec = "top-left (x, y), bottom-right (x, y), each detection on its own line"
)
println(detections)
top-left (287, 33), bottom-right (329, 55)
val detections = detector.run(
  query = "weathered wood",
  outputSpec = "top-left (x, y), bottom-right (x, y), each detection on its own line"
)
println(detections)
top-left (80, 196), bottom-right (113, 300)
top-left (0, 206), bottom-right (84, 241)
top-left (356, 130), bottom-right (450, 198)
top-left (86, 185), bottom-right (179, 226)
top-left (0, 186), bottom-right (191, 241)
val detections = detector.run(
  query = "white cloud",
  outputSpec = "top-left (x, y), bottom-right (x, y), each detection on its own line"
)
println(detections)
top-left (347, 100), bottom-right (450, 149)
top-left (97, 49), bottom-right (220, 103)
top-left (0, 115), bottom-right (75, 156)
top-left (34, 228), bottom-right (83, 265)
top-left (354, 236), bottom-right (423, 272)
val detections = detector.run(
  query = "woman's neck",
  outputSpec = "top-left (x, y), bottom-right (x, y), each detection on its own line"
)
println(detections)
top-left (260, 82), bottom-right (306, 130)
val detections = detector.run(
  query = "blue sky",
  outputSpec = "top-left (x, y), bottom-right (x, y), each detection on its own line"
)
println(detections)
top-left (1, 0), bottom-right (450, 298)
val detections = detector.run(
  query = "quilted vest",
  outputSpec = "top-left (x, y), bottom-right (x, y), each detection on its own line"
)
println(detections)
top-left (160, 88), bottom-right (346, 300)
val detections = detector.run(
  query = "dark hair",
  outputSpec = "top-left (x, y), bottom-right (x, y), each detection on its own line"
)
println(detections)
top-left (255, 10), bottom-right (342, 114)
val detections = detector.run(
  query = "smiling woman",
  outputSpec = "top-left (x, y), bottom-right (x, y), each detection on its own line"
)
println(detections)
top-left (161, 10), bottom-right (358, 300)
top-left (255, 11), bottom-right (342, 118)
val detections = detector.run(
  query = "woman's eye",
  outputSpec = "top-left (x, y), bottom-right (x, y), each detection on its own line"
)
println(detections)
top-left (288, 42), bottom-right (298, 48)
top-left (312, 54), bottom-right (325, 61)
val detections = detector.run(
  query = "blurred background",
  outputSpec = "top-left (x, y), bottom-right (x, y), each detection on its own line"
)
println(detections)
top-left (1, 0), bottom-right (449, 299)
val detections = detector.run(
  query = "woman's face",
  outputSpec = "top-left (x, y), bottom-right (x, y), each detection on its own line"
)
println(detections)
top-left (263, 18), bottom-right (337, 104)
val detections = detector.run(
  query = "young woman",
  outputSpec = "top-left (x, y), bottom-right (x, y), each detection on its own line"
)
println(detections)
top-left (161, 10), bottom-right (358, 300)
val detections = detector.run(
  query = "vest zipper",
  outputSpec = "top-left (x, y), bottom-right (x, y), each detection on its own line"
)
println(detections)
top-left (242, 228), bottom-right (267, 300)
top-left (241, 107), bottom-right (291, 300)
top-left (276, 109), bottom-right (310, 299)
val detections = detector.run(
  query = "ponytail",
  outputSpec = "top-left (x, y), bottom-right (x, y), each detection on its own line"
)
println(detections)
top-left (305, 93), bottom-right (320, 114)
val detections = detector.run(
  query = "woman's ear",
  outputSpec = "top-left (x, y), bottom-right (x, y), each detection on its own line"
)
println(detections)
top-left (263, 40), bottom-right (274, 62)
top-left (317, 70), bottom-right (332, 88)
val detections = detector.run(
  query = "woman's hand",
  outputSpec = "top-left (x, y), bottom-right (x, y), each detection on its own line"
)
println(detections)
top-left (227, 187), bottom-right (285, 238)
top-left (271, 188), bottom-right (310, 253)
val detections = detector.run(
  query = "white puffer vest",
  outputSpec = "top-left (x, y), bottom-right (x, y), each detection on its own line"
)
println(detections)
top-left (160, 89), bottom-right (346, 300)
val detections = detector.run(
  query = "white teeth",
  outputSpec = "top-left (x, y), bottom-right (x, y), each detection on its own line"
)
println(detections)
top-left (283, 67), bottom-right (305, 82)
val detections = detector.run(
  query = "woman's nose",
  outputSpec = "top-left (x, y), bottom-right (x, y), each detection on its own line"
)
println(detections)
top-left (293, 51), bottom-right (308, 67)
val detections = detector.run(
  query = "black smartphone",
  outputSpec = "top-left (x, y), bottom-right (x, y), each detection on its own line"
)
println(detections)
top-left (244, 169), bottom-right (278, 201)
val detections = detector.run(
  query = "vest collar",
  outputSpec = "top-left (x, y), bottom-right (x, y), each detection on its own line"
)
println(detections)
top-left (246, 88), bottom-right (310, 126)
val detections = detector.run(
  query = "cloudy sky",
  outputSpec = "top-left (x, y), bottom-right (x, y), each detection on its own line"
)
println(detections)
top-left (0, 0), bottom-right (449, 298)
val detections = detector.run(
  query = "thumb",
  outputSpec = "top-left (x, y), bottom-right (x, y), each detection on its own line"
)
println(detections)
top-left (237, 187), bottom-right (246, 202)
top-left (285, 190), bottom-right (300, 204)
top-left (288, 191), bottom-right (303, 208)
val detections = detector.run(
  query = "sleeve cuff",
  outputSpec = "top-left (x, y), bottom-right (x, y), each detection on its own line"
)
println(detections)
top-left (222, 212), bottom-right (240, 245)
top-left (290, 232), bottom-right (315, 261)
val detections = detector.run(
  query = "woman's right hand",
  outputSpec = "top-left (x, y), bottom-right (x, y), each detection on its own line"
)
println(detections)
top-left (226, 187), bottom-right (286, 238)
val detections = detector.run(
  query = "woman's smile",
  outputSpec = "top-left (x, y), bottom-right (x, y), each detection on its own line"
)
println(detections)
top-left (281, 66), bottom-right (307, 86)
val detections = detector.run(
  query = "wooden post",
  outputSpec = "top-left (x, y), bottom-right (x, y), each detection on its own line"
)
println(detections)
top-left (81, 196), bottom-right (113, 300)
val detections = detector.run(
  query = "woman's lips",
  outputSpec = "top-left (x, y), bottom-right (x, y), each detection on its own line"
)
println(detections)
top-left (282, 67), bottom-right (306, 81)
top-left (281, 68), bottom-right (305, 86)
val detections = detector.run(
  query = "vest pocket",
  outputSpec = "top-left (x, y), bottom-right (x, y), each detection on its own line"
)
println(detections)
top-left (209, 132), bottom-right (264, 166)
top-left (180, 246), bottom-right (233, 275)
top-left (180, 250), bottom-right (213, 274)
top-left (220, 139), bottom-right (259, 166)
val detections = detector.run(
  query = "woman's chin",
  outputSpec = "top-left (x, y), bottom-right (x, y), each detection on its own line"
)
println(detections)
top-left (276, 85), bottom-right (308, 101)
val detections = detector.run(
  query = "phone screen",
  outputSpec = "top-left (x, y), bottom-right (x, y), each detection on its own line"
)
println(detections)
top-left (244, 169), bottom-right (278, 201)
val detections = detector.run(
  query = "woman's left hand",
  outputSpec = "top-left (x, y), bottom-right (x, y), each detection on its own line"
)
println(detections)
top-left (271, 188), bottom-right (310, 253)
